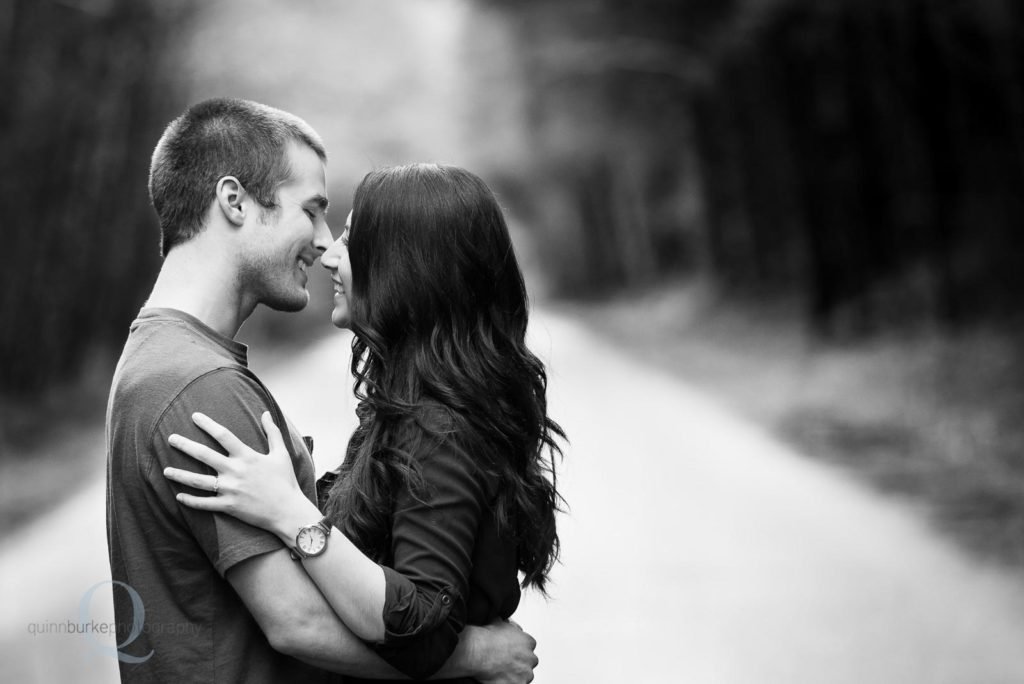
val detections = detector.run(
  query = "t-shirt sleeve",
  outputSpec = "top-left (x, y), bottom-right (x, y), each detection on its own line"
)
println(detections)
top-left (142, 368), bottom-right (289, 576)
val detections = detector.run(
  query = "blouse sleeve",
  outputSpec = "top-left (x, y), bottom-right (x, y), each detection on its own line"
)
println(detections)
top-left (371, 437), bottom-right (492, 679)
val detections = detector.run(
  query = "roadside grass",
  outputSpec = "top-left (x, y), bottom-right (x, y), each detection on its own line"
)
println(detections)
top-left (564, 281), bottom-right (1024, 571)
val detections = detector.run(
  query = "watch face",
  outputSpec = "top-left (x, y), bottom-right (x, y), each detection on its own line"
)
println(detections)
top-left (297, 526), bottom-right (327, 556)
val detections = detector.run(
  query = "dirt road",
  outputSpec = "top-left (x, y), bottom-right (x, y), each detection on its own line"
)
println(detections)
top-left (3, 310), bottom-right (1024, 683)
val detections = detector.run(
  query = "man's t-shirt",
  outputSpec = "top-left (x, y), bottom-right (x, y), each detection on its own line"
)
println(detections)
top-left (106, 308), bottom-right (332, 683)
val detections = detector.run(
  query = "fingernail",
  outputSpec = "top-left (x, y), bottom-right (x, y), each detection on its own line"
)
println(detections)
top-left (176, 493), bottom-right (184, 502)
top-left (192, 412), bottom-right (205, 422)
top-left (168, 435), bottom-right (178, 446)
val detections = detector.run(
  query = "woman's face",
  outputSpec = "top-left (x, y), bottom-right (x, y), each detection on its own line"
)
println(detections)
top-left (321, 210), bottom-right (354, 329)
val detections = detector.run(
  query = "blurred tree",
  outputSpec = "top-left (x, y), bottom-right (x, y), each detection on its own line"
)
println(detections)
top-left (478, 0), bottom-right (1024, 331)
top-left (0, 0), bottom-right (191, 395)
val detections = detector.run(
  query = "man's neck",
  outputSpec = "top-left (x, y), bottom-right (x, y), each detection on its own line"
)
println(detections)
top-left (145, 241), bottom-right (255, 339)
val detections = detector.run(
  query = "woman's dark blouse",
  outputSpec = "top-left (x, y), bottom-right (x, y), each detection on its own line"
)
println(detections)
top-left (317, 414), bottom-right (521, 683)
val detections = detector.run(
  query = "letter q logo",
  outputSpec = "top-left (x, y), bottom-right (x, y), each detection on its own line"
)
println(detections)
top-left (79, 580), bottom-right (154, 663)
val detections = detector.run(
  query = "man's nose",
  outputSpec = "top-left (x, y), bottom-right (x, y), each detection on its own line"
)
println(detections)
top-left (313, 219), bottom-right (333, 254)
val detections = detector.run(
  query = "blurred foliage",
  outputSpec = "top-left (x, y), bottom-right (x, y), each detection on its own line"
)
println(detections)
top-left (0, 0), bottom-right (190, 395)
top-left (482, 0), bottom-right (1024, 335)
top-left (4, 0), bottom-right (1023, 396)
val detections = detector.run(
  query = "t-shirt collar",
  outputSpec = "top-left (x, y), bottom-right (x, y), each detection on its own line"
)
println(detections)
top-left (134, 307), bottom-right (249, 366)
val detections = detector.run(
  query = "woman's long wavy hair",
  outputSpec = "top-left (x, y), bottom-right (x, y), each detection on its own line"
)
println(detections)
top-left (323, 164), bottom-right (565, 592)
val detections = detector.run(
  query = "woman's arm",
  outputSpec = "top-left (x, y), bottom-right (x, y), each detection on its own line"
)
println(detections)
top-left (270, 488), bottom-right (391, 640)
top-left (362, 438), bottom-right (487, 677)
top-left (165, 411), bottom-right (389, 638)
top-left (165, 410), bottom-right (489, 677)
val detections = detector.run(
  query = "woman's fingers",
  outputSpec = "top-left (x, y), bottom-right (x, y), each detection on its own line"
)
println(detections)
top-left (168, 432), bottom-right (231, 471)
top-left (163, 466), bottom-right (218, 492)
top-left (192, 412), bottom-right (250, 456)
top-left (261, 411), bottom-right (287, 454)
top-left (174, 491), bottom-right (228, 512)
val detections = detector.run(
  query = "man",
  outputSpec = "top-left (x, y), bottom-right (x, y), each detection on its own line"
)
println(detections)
top-left (106, 98), bottom-right (538, 682)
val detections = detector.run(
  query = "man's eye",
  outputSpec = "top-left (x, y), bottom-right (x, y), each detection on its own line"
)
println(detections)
top-left (304, 209), bottom-right (315, 220)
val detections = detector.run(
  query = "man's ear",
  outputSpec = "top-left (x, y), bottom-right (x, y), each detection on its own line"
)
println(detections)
top-left (215, 176), bottom-right (247, 227)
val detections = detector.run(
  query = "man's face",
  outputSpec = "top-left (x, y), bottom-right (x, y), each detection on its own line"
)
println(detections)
top-left (239, 141), bottom-right (331, 311)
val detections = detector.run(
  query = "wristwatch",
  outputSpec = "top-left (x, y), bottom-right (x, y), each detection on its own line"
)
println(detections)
top-left (291, 517), bottom-right (331, 560)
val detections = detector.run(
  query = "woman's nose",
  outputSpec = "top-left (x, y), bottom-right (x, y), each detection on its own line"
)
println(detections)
top-left (321, 236), bottom-right (343, 269)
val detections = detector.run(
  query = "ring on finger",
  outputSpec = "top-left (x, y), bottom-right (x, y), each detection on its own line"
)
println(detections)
top-left (213, 476), bottom-right (220, 495)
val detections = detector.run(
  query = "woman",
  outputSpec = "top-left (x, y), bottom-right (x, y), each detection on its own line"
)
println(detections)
top-left (164, 164), bottom-right (564, 681)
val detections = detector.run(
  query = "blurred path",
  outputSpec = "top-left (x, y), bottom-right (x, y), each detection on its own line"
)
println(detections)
top-left (517, 311), bottom-right (1024, 683)
top-left (4, 310), bottom-right (1024, 682)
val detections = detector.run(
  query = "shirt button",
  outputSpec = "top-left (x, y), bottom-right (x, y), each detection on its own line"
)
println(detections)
top-left (440, 594), bottom-right (451, 606)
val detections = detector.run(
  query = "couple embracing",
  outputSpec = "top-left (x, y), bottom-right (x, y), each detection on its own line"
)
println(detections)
top-left (106, 98), bottom-right (564, 683)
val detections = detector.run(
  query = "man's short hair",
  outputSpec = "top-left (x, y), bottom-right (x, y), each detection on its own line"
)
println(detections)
top-left (149, 98), bottom-right (327, 256)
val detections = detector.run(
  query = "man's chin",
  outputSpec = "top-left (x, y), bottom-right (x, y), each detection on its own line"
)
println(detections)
top-left (262, 289), bottom-right (310, 313)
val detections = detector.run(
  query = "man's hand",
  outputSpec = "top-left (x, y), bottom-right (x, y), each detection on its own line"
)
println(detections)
top-left (464, 619), bottom-right (538, 684)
